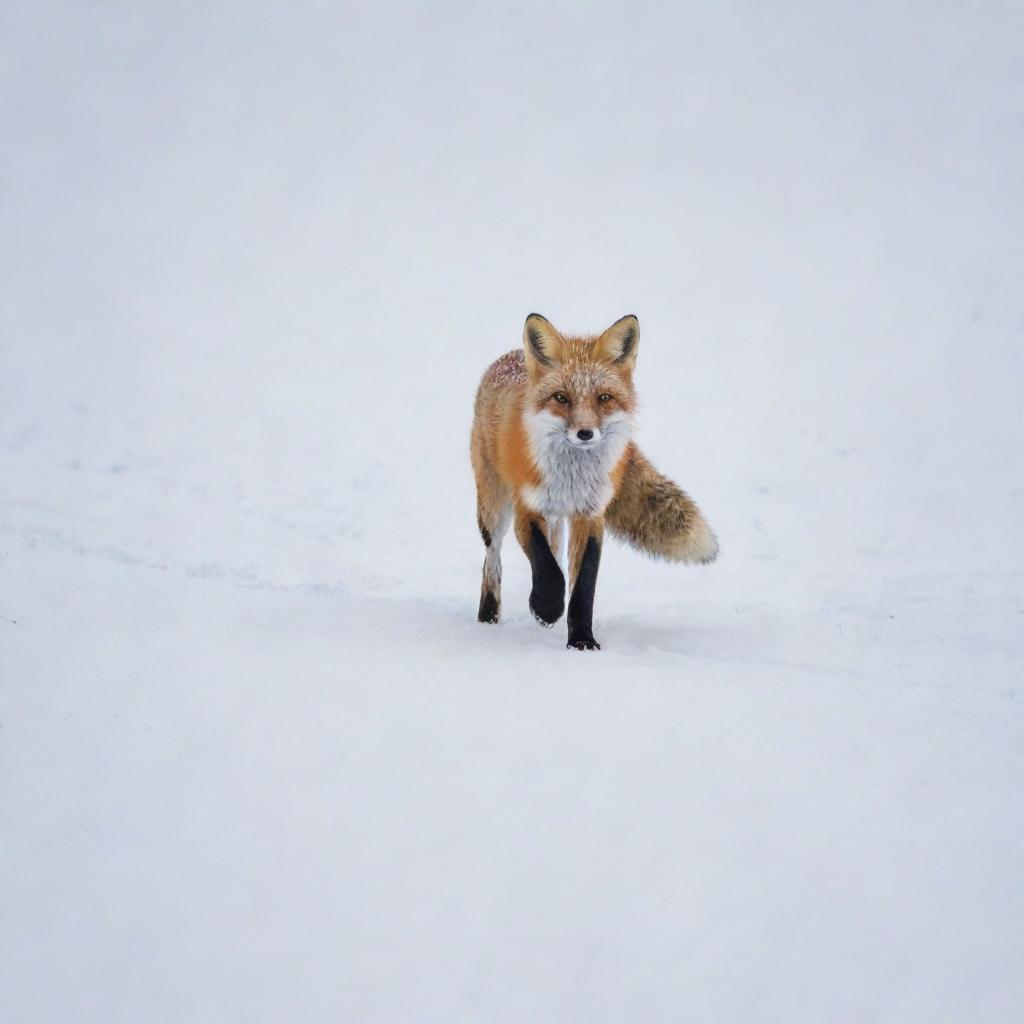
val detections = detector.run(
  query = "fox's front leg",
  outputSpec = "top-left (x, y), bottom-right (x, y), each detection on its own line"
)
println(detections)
top-left (514, 503), bottom-right (565, 626)
top-left (567, 517), bottom-right (604, 650)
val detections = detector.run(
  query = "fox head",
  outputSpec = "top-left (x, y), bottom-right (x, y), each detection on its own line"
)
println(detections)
top-left (522, 313), bottom-right (639, 450)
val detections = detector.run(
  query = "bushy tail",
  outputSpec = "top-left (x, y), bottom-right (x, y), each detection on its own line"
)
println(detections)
top-left (605, 444), bottom-right (719, 564)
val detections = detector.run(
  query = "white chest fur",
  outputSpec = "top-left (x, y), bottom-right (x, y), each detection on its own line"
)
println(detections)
top-left (522, 410), bottom-right (632, 518)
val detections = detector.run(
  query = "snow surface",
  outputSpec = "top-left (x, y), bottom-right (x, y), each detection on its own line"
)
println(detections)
top-left (2, 2), bottom-right (1023, 1021)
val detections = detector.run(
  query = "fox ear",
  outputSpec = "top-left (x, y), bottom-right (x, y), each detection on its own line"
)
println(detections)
top-left (523, 313), bottom-right (565, 376)
top-left (595, 314), bottom-right (639, 368)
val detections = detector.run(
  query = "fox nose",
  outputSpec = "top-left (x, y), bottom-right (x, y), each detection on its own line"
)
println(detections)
top-left (576, 429), bottom-right (594, 441)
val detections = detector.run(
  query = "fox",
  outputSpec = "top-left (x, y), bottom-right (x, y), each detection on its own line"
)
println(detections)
top-left (470, 313), bottom-right (718, 650)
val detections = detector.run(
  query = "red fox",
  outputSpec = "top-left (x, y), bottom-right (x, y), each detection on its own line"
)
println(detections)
top-left (471, 313), bottom-right (718, 650)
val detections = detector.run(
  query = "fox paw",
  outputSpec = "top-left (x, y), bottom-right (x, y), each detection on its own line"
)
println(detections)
top-left (530, 605), bottom-right (558, 628)
top-left (567, 635), bottom-right (601, 651)
top-left (529, 592), bottom-right (564, 627)
top-left (477, 591), bottom-right (499, 624)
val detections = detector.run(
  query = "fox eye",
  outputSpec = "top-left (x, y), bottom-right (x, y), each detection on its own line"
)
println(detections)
top-left (598, 393), bottom-right (613, 403)
top-left (553, 392), bottom-right (569, 404)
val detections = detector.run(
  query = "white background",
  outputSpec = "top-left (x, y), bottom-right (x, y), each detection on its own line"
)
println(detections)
top-left (2, 2), bottom-right (1022, 1020)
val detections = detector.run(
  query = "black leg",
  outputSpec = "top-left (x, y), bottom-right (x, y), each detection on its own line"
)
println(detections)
top-left (528, 521), bottom-right (565, 625)
top-left (478, 589), bottom-right (499, 623)
top-left (567, 535), bottom-right (601, 650)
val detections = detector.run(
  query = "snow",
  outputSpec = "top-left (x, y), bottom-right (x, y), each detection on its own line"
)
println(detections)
top-left (2, 2), bottom-right (1023, 1020)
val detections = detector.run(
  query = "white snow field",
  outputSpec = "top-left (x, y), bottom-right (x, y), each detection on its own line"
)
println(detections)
top-left (2, 2), bottom-right (1023, 1021)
